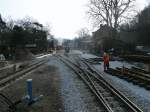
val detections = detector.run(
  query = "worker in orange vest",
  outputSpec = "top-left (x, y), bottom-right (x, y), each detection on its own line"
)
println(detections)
top-left (103, 52), bottom-right (110, 71)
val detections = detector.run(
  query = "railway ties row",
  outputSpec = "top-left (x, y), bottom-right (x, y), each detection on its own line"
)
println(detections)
top-left (0, 59), bottom-right (48, 90)
top-left (106, 66), bottom-right (150, 89)
top-left (57, 55), bottom-right (143, 112)
top-left (77, 57), bottom-right (143, 112)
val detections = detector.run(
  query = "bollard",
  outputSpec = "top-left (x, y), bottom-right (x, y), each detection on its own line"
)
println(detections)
top-left (24, 79), bottom-right (43, 105)
top-left (26, 79), bottom-right (33, 104)
top-left (10, 79), bottom-right (43, 108)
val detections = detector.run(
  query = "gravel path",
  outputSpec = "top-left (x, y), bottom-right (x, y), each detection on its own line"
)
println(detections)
top-left (48, 56), bottom-right (103, 112)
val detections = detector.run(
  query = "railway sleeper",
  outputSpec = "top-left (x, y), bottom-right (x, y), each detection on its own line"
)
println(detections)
top-left (127, 69), bottom-right (150, 79)
top-left (113, 106), bottom-right (128, 112)
top-left (97, 87), bottom-right (110, 93)
top-left (101, 92), bottom-right (111, 97)
top-left (98, 88), bottom-right (106, 92)
top-left (132, 79), bottom-right (142, 84)
top-left (125, 77), bottom-right (147, 87)
top-left (117, 67), bottom-right (150, 81)
top-left (122, 76), bottom-right (132, 80)
top-left (110, 68), bottom-right (150, 84)
top-left (139, 78), bottom-right (150, 83)
top-left (138, 82), bottom-right (147, 87)
top-left (132, 67), bottom-right (150, 74)
top-left (145, 85), bottom-right (150, 90)
top-left (107, 68), bottom-right (150, 89)
top-left (105, 96), bottom-right (115, 101)
top-left (108, 101), bottom-right (126, 110)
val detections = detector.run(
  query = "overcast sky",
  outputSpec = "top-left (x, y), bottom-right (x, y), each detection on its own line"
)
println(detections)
top-left (0, 0), bottom-right (148, 39)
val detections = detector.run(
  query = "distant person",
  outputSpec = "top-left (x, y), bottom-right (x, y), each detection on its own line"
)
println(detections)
top-left (65, 47), bottom-right (70, 53)
top-left (103, 52), bottom-right (110, 71)
top-left (64, 47), bottom-right (70, 56)
top-left (0, 54), bottom-right (6, 61)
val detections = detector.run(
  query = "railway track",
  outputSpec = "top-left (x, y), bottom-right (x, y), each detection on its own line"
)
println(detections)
top-left (57, 55), bottom-right (143, 112)
top-left (84, 58), bottom-right (101, 64)
top-left (106, 66), bottom-right (150, 89)
top-left (0, 58), bottom-right (47, 90)
top-left (132, 67), bottom-right (150, 74)
top-left (120, 55), bottom-right (150, 63)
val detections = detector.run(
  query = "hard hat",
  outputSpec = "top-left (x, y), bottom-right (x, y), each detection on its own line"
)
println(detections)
top-left (104, 52), bottom-right (106, 56)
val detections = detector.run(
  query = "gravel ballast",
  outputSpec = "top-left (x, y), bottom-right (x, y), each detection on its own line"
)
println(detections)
top-left (1, 50), bottom-right (150, 112)
top-left (94, 63), bottom-right (150, 112)
top-left (0, 55), bottom-right (105, 112)
top-left (48, 56), bottom-right (103, 112)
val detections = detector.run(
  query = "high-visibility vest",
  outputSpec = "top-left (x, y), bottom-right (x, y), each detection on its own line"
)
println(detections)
top-left (103, 55), bottom-right (109, 63)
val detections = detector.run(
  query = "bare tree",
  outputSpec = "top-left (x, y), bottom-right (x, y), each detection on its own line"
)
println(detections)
top-left (87, 0), bottom-right (135, 30)
top-left (77, 28), bottom-right (90, 38)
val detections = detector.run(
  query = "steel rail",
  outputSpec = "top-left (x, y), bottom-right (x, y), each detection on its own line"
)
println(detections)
top-left (132, 67), bottom-right (150, 74)
top-left (0, 59), bottom-right (43, 80)
top-left (0, 93), bottom-right (16, 112)
top-left (0, 59), bottom-right (47, 90)
top-left (107, 67), bottom-right (150, 88)
top-left (81, 58), bottom-right (143, 112)
top-left (57, 55), bottom-right (112, 112)
top-left (58, 55), bottom-right (143, 112)
top-left (77, 57), bottom-right (143, 112)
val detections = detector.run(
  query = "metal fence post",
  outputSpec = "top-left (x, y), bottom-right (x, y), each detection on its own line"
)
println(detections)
top-left (26, 79), bottom-right (33, 103)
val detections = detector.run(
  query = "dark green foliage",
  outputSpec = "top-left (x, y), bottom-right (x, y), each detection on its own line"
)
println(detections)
top-left (11, 25), bottom-right (25, 47)
top-left (137, 6), bottom-right (150, 46)
top-left (124, 5), bottom-right (150, 47)
top-left (0, 14), bottom-right (50, 58)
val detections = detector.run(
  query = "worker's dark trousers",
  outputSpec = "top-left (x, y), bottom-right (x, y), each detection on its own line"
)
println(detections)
top-left (104, 62), bottom-right (109, 71)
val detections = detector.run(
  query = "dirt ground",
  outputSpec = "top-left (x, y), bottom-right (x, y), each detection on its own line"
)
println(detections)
top-left (0, 62), bottom-right (64, 112)
top-left (1, 50), bottom-right (149, 112)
